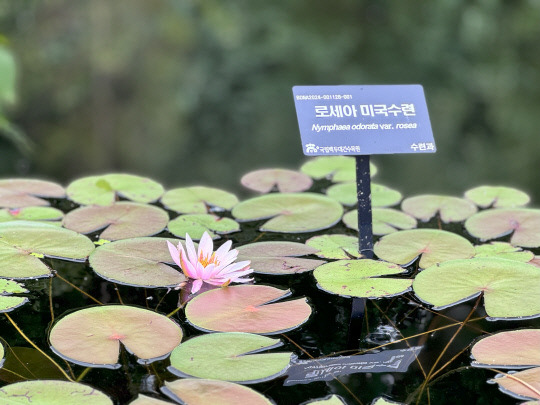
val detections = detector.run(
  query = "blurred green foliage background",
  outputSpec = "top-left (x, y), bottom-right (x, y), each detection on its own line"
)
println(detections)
top-left (1, 0), bottom-right (540, 200)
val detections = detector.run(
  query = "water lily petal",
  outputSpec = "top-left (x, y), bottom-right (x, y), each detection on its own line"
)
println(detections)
top-left (215, 240), bottom-right (233, 257)
top-left (184, 233), bottom-right (198, 265)
top-left (216, 249), bottom-right (240, 269)
top-left (218, 261), bottom-right (252, 276)
top-left (180, 248), bottom-right (197, 279)
top-left (198, 232), bottom-right (214, 260)
top-left (191, 279), bottom-right (203, 294)
top-left (167, 241), bottom-right (181, 268)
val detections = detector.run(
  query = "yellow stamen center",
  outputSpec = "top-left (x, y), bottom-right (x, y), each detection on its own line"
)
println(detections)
top-left (199, 252), bottom-right (219, 267)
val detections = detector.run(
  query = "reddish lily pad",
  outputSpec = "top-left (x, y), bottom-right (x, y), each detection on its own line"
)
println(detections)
top-left (232, 192), bottom-right (343, 233)
top-left (0, 179), bottom-right (65, 208)
top-left (413, 258), bottom-right (540, 319)
top-left (465, 186), bottom-right (530, 208)
top-left (490, 368), bottom-right (540, 400)
top-left (237, 241), bottom-right (326, 275)
top-left (0, 380), bottom-right (112, 404)
top-left (374, 229), bottom-right (475, 269)
top-left (0, 279), bottom-right (28, 313)
top-left (49, 305), bottom-right (183, 368)
top-left (465, 208), bottom-right (540, 248)
top-left (168, 332), bottom-right (292, 383)
top-left (185, 284), bottom-right (312, 334)
top-left (474, 242), bottom-right (534, 262)
top-left (168, 214), bottom-right (240, 240)
top-left (314, 259), bottom-right (412, 298)
top-left (89, 237), bottom-right (186, 288)
top-left (0, 206), bottom-right (63, 223)
top-left (129, 395), bottom-right (174, 405)
top-left (344, 208), bottom-right (417, 235)
top-left (0, 221), bottom-right (95, 278)
top-left (471, 329), bottom-right (540, 368)
top-left (305, 234), bottom-right (361, 259)
top-left (300, 156), bottom-right (377, 182)
top-left (63, 202), bottom-right (169, 241)
top-left (66, 174), bottom-right (164, 206)
top-left (241, 168), bottom-right (313, 193)
top-left (401, 194), bottom-right (477, 223)
top-left (161, 186), bottom-right (239, 214)
top-left (161, 379), bottom-right (273, 405)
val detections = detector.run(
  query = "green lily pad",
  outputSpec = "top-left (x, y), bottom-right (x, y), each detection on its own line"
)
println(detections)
top-left (326, 182), bottom-right (401, 208)
top-left (401, 194), bottom-right (478, 223)
top-left (305, 234), bottom-right (361, 259)
top-left (374, 229), bottom-right (475, 269)
top-left (413, 258), bottom-right (540, 319)
top-left (0, 179), bottom-right (65, 208)
top-left (89, 237), bottom-right (186, 288)
top-left (474, 242), bottom-right (534, 262)
top-left (0, 279), bottom-right (28, 313)
top-left (129, 395), bottom-right (174, 405)
top-left (490, 367), bottom-right (540, 401)
top-left (63, 202), bottom-right (169, 241)
top-left (236, 241), bottom-right (326, 275)
top-left (232, 192), bottom-right (343, 233)
top-left (371, 398), bottom-right (405, 405)
top-left (0, 380), bottom-right (112, 404)
top-left (300, 156), bottom-right (377, 182)
top-left (161, 186), bottom-right (239, 214)
top-left (241, 168), bottom-right (313, 193)
top-left (304, 395), bottom-right (347, 404)
top-left (168, 332), bottom-right (292, 383)
top-left (314, 259), bottom-right (412, 298)
top-left (0, 347), bottom-right (67, 383)
top-left (465, 186), bottom-right (530, 208)
top-left (0, 206), bottom-right (63, 223)
top-left (185, 285), bottom-right (312, 334)
top-left (0, 221), bottom-right (95, 278)
top-left (49, 305), bottom-right (183, 368)
top-left (471, 329), bottom-right (540, 368)
top-left (66, 174), bottom-right (164, 206)
top-left (161, 379), bottom-right (273, 405)
top-left (344, 208), bottom-right (417, 235)
top-left (168, 214), bottom-right (240, 240)
top-left (465, 208), bottom-right (540, 248)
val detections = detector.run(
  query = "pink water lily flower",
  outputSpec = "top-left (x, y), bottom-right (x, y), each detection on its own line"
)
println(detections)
top-left (167, 232), bottom-right (253, 294)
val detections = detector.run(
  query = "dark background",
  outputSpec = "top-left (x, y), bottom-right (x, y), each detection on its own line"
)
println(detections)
top-left (1, 1), bottom-right (539, 200)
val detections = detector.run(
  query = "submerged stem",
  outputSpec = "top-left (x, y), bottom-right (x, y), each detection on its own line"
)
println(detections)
top-left (76, 367), bottom-right (92, 382)
top-left (55, 273), bottom-right (104, 305)
top-left (4, 313), bottom-right (73, 382)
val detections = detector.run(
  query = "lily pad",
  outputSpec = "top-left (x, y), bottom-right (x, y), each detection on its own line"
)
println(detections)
top-left (326, 182), bottom-right (401, 207)
top-left (0, 221), bottom-right (95, 278)
top-left (161, 186), bottom-right (239, 214)
top-left (89, 237), bottom-right (186, 288)
top-left (465, 185), bottom-right (530, 208)
top-left (49, 305), bottom-right (183, 368)
top-left (241, 168), bottom-right (313, 193)
top-left (232, 192), bottom-right (343, 233)
top-left (161, 379), bottom-right (273, 405)
top-left (237, 241), bottom-right (326, 275)
top-left (374, 229), bottom-right (475, 269)
top-left (303, 395), bottom-right (347, 404)
top-left (465, 208), bottom-right (540, 248)
top-left (401, 194), bottom-right (477, 223)
top-left (490, 368), bottom-right (540, 400)
top-left (63, 202), bottom-right (169, 241)
top-left (66, 174), bottom-right (164, 206)
top-left (0, 380), bottom-right (112, 404)
top-left (474, 242), bottom-right (534, 262)
top-left (344, 208), bottom-right (417, 235)
top-left (413, 258), bottom-right (540, 319)
top-left (0, 279), bottom-right (28, 313)
top-left (168, 214), bottom-right (240, 240)
top-left (471, 329), bottom-right (540, 368)
top-left (314, 259), bottom-right (412, 298)
top-left (0, 206), bottom-right (63, 223)
top-left (305, 234), bottom-right (361, 259)
top-left (300, 156), bottom-right (377, 182)
top-left (168, 332), bottom-right (292, 383)
top-left (129, 395), bottom-right (174, 405)
top-left (185, 284), bottom-right (312, 334)
top-left (0, 179), bottom-right (65, 208)
top-left (371, 398), bottom-right (405, 405)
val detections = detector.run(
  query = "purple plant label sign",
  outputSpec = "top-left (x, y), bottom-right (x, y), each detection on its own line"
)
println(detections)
top-left (292, 85), bottom-right (436, 156)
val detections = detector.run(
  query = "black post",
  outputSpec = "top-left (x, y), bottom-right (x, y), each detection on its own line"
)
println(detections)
top-left (346, 155), bottom-right (373, 349)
